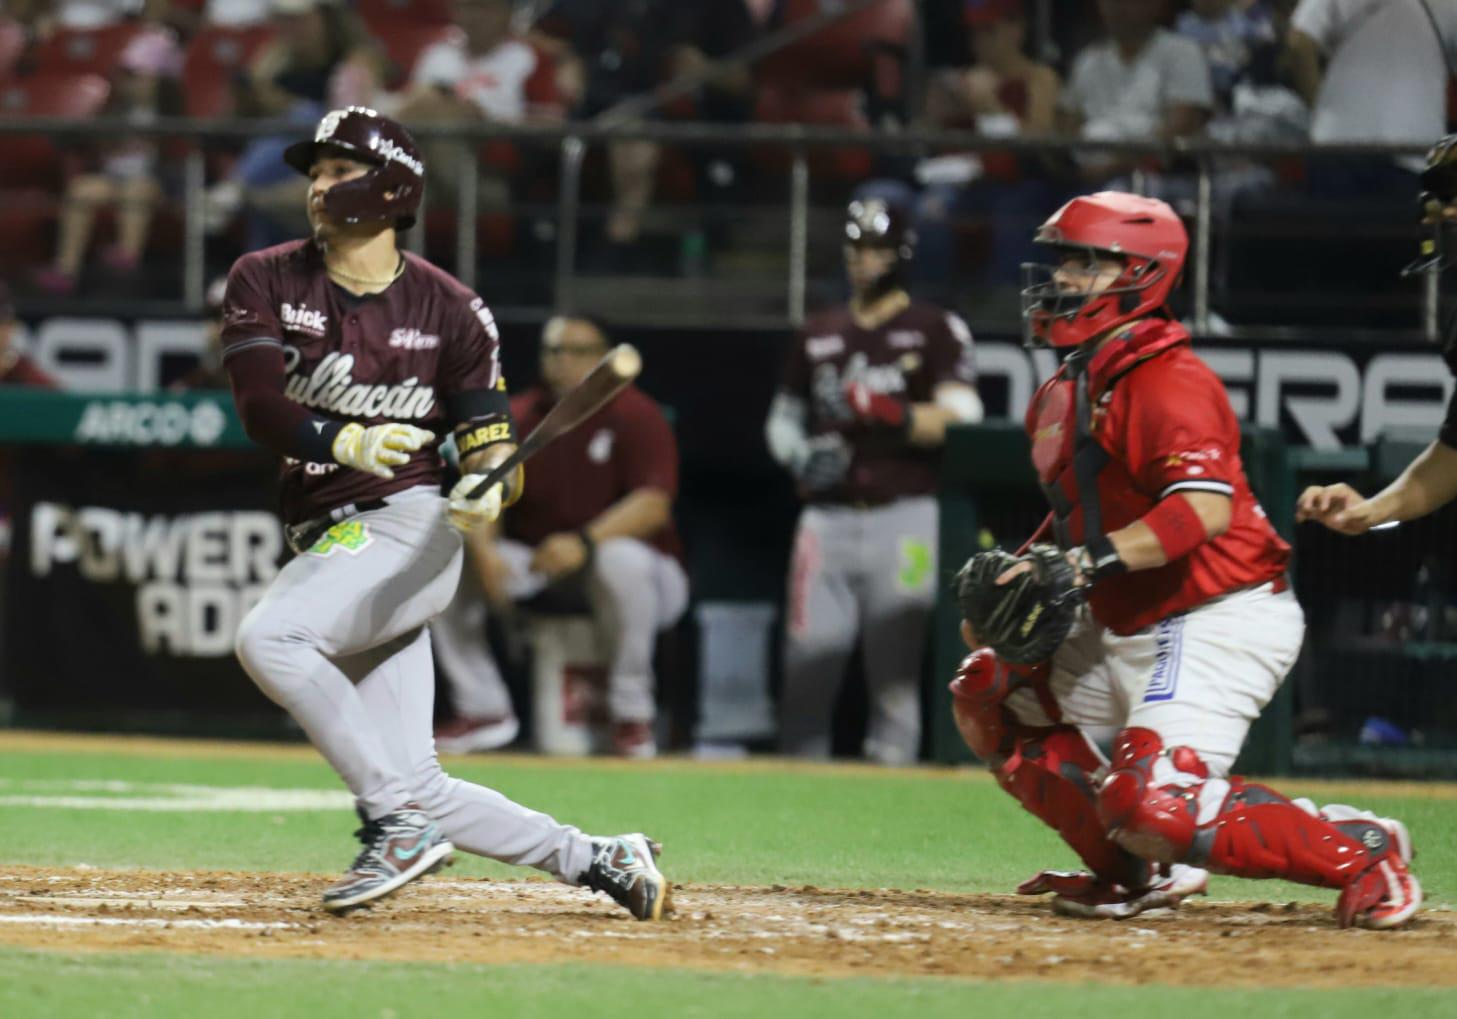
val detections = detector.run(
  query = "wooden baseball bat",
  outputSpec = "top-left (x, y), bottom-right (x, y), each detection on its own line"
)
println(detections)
top-left (462, 343), bottom-right (642, 500)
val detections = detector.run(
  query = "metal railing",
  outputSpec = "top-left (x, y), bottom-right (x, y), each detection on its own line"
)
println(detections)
top-left (0, 115), bottom-right (1434, 336)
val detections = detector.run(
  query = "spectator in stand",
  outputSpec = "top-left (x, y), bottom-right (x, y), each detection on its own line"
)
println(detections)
top-left (1058, 0), bottom-right (1214, 184)
top-left (1287, 0), bottom-right (1457, 199)
top-left (909, 0), bottom-right (1063, 299)
top-left (203, 0), bottom-right (385, 247)
top-left (432, 315), bottom-right (687, 760)
top-left (0, 283), bottom-right (56, 388)
top-left (1170, 1), bottom-right (1307, 214)
top-left (32, 24), bottom-right (180, 296)
top-left (530, 0), bottom-right (756, 266)
top-left (394, 0), bottom-right (564, 208)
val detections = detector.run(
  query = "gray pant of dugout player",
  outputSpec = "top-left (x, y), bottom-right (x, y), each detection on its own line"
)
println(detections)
top-left (234, 487), bottom-right (594, 883)
top-left (779, 496), bottom-right (938, 765)
top-left (431, 537), bottom-right (688, 723)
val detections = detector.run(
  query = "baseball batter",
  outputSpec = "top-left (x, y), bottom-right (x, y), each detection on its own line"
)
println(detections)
top-left (220, 106), bottom-right (669, 918)
top-left (950, 192), bottom-right (1420, 928)
top-left (766, 199), bottom-right (983, 765)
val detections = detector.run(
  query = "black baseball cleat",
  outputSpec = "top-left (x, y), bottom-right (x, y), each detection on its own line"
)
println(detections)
top-left (322, 804), bottom-right (454, 914)
top-left (584, 833), bottom-right (672, 921)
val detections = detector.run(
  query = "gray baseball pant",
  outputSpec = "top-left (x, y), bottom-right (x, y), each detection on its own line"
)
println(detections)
top-left (779, 495), bottom-right (938, 765)
top-left (234, 487), bottom-right (594, 883)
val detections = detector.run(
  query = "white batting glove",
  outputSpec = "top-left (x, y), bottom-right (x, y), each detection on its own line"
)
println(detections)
top-left (447, 473), bottom-right (504, 533)
top-left (331, 422), bottom-right (436, 480)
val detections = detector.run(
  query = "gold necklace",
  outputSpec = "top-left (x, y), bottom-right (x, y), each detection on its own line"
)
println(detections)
top-left (326, 255), bottom-right (405, 290)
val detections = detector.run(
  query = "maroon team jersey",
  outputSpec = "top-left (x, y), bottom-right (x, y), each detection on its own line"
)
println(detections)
top-left (779, 301), bottom-right (976, 504)
top-left (220, 240), bottom-right (502, 524)
top-left (1026, 319), bottom-right (1290, 635)
top-left (506, 383), bottom-right (683, 562)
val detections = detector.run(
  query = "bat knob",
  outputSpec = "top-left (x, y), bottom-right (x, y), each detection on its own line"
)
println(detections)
top-left (610, 344), bottom-right (642, 381)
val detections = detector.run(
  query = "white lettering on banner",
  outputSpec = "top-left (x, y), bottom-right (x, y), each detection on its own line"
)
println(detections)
top-left (29, 503), bottom-right (282, 658)
top-left (284, 352), bottom-right (436, 419)
top-left (73, 400), bottom-right (228, 447)
top-left (971, 342), bottom-right (1455, 452)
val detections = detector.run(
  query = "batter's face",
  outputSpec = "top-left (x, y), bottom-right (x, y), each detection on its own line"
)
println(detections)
top-left (306, 153), bottom-right (375, 239)
top-left (541, 318), bottom-right (608, 397)
top-left (844, 243), bottom-right (898, 296)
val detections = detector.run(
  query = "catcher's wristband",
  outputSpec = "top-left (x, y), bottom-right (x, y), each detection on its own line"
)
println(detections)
top-left (1077, 535), bottom-right (1127, 584)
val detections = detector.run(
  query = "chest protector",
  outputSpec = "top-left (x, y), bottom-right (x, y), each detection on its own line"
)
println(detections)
top-left (1028, 321), bottom-right (1188, 549)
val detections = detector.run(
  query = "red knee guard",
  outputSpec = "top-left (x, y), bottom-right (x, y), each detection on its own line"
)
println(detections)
top-left (997, 727), bottom-right (1148, 889)
top-left (1097, 728), bottom-right (1393, 893)
top-left (1097, 727), bottom-right (1202, 863)
top-left (948, 649), bottom-right (1048, 761)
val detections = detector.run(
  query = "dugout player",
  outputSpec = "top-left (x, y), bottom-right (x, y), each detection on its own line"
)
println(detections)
top-left (1299, 133), bottom-right (1457, 533)
top-left (766, 198), bottom-right (983, 765)
top-left (431, 313), bottom-right (687, 759)
top-left (219, 106), bottom-right (669, 919)
top-left (949, 192), bottom-right (1421, 928)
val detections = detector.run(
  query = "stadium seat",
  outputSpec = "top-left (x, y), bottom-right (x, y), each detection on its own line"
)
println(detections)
top-left (0, 73), bottom-right (111, 189)
top-left (180, 24), bottom-right (277, 118)
top-left (373, 23), bottom-right (463, 90)
top-left (758, 0), bottom-right (912, 92)
top-left (358, 0), bottom-right (455, 32)
top-left (753, 86), bottom-right (873, 181)
top-left (30, 22), bottom-right (149, 79)
top-left (0, 20), bottom-right (25, 81)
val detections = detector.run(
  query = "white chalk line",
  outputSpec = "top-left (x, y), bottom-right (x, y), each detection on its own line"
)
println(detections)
top-left (0, 778), bottom-right (352, 812)
top-left (0, 914), bottom-right (296, 931)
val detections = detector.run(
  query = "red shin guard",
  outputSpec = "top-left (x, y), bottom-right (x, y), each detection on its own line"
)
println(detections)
top-left (1098, 727), bottom-right (1388, 889)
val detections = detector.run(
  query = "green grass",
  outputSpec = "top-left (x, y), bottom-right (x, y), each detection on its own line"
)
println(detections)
top-left (2, 739), bottom-right (1456, 1017)
top-left (2, 949), bottom-right (1455, 1019)
top-left (0, 744), bottom-right (1453, 906)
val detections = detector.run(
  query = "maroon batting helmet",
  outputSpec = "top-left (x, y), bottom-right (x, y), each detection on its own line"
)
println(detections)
top-left (283, 106), bottom-right (425, 230)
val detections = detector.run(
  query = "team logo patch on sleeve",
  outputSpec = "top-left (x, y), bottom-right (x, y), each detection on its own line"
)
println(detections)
top-left (307, 520), bottom-right (374, 558)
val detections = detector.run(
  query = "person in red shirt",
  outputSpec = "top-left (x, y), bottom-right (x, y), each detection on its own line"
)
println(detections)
top-left (433, 314), bottom-right (686, 759)
top-left (947, 191), bottom-right (1421, 929)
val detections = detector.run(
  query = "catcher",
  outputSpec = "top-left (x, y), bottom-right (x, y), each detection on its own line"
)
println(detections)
top-left (949, 191), bottom-right (1421, 928)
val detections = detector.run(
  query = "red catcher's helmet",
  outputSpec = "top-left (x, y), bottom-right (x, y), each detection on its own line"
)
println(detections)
top-left (1020, 191), bottom-right (1188, 349)
top-left (283, 106), bottom-right (425, 230)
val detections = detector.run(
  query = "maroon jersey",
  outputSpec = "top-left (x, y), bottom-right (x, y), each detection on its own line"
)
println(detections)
top-left (779, 301), bottom-right (976, 504)
top-left (220, 240), bottom-right (502, 524)
top-left (505, 383), bottom-right (683, 561)
top-left (1026, 319), bottom-right (1289, 635)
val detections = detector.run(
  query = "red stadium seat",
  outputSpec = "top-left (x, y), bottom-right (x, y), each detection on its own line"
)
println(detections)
top-left (753, 86), bottom-right (873, 180)
top-left (181, 24), bottom-right (277, 118)
top-left (374, 23), bottom-right (463, 90)
top-left (30, 22), bottom-right (149, 79)
top-left (0, 73), bottom-right (111, 188)
top-left (358, 0), bottom-right (455, 32)
top-left (0, 20), bottom-right (25, 81)
top-left (758, 0), bottom-right (912, 91)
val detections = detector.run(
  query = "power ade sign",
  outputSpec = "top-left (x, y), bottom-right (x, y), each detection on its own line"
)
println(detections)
top-left (28, 503), bottom-right (281, 656)
top-left (3, 449), bottom-right (285, 717)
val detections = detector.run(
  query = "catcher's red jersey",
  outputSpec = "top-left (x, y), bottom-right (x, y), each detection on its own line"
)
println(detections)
top-left (1025, 319), bottom-right (1289, 634)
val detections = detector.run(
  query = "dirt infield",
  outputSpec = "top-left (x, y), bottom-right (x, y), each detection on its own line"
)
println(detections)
top-left (0, 865), bottom-right (1451, 987)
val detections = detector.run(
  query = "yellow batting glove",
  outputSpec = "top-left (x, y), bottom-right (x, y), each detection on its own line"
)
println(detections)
top-left (447, 474), bottom-right (503, 533)
top-left (332, 422), bottom-right (436, 480)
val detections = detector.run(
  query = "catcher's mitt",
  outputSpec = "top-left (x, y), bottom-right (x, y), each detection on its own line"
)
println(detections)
top-left (953, 543), bottom-right (1083, 665)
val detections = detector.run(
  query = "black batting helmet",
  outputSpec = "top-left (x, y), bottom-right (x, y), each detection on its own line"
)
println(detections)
top-left (844, 197), bottom-right (915, 260)
top-left (283, 106), bottom-right (425, 230)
